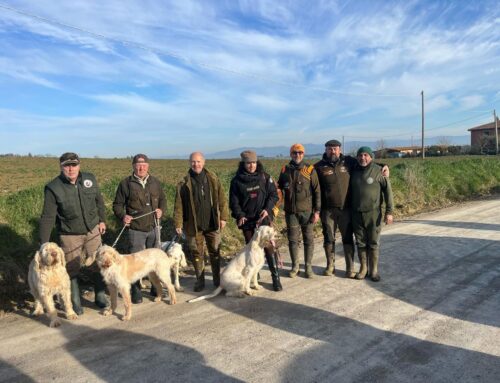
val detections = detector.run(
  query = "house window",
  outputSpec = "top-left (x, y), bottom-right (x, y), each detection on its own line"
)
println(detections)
top-left (483, 131), bottom-right (490, 136)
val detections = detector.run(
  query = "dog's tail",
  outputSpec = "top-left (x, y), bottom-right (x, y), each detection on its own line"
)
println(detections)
top-left (187, 286), bottom-right (223, 303)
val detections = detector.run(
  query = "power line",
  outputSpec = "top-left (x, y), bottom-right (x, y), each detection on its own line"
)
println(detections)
top-left (0, 2), bottom-right (417, 98)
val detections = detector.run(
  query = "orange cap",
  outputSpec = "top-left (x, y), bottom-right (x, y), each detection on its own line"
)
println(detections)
top-left (290, 143), bottom-right (305, 155)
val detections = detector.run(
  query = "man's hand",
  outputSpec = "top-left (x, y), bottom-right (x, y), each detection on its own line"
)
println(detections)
top-left (175, 227), bottom-right (183, 235)
top-left (123, 214), bottom-right (133, 225)
top-left (385, 214), bottom-right (393, 225)
top-left (98, 222), bottom-right (106, 235)
top-left (155, 208), bottom-right (163, 219)
top-left (311, 211), bottom-right (320, 224)
top-left (382, 165), bottom-right (390, 177)
top-left (220, 220), bottom-right (227, 230)
top-left (238, 217), bottom-right (247, 227)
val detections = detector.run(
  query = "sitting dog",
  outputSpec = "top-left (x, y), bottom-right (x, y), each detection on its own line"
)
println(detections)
top-left (92, 246), bottom-right (178, 321)
top-left (160, 241), bottom-right (188, 292)
top-left (188, 226), bottom-right (276, 302)
top-left (28, 242), bottom-right (78, 327)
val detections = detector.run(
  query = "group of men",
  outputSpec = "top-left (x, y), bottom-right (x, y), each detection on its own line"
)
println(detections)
top-left (39, 140), bottom-right (393, 315)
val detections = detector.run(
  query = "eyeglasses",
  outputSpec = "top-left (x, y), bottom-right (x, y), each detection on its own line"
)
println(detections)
top-left (292, 151), bottom-right (304, 155)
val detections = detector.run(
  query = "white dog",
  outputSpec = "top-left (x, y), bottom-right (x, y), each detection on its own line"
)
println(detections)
top-left (93, 246), bottom-right (178, 321)
top-left (28, 242), bottom-right (78, 327)
top-left (160, 241), bottom-right (188, 292)
top-left (188, 226), bottom-right (276, 302)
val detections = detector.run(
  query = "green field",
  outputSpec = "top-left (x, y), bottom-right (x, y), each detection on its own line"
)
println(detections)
top-left (1, 155), bottom-right (500, 311)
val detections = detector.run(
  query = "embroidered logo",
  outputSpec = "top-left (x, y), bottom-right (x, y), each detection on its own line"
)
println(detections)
top-left (83, 179), bottom-right (93, 188)
top-left (366, 177), bottom-right (374, 185)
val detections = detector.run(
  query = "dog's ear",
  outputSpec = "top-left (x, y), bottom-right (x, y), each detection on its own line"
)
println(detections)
top-left (85, 246), bottom-right (98, 267)
top-left (180, 251), bottom-right (187, 268)
top-left (57, 246), bottom-right (66, 267)
top-left (110, 247), bottom-right (122, 264)
top-left (33, 250), bottom-right (42, 270)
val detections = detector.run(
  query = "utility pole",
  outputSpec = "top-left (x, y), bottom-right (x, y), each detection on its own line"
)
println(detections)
top-left (421, 90), bottom-right (425, 159)
top-left (495, 109), bottom-right (498, 155)
top-left (342, 135), bottom-right (345, 150)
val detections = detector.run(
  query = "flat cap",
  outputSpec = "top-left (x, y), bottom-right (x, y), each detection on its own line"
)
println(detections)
top-left (325, 139), bottom-right (341, 147)
top-left (59, 152), bottom-right (80, 166)
top-left (132, 153), bottom-right (149, 164)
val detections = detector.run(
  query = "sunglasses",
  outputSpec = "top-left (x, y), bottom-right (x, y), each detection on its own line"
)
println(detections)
top-left (292, 151), bottom-right (304, 155)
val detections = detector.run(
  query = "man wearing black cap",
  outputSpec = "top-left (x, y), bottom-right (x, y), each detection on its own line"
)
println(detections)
top-left (39, 152), bottom-right (108, 315)
top-left (113, 153), bottom-right (167, 303)
top-left (314, 140), bottom-right (389, 278)
top-left (351, 147), bottom-right (393, 282)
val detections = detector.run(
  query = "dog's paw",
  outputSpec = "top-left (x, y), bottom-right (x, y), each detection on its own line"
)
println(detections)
top-left (121, 314), bottom-right (131, 321)
top-left (31, 308), bottom-right (44, 317)
top-left (49, 318), bottom-right (62, 328)
top-left (245, 289), bottom-right (255, 296)
top-left (153, 296), bottom-right (162, 303)
top-left (66, 312), bottom-right (78, 320)
top-left (252, 284), bottom-right (263, 290)
top-left (175, 285), bottom-right (184, 292)
top-left (102, 308), bottom-right (112, 316)
top-left (170, 297), bottom-right (177, 305)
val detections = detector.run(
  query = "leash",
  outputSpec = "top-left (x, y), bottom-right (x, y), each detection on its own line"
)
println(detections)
top-left (111, 210), bottom-right (157, 248)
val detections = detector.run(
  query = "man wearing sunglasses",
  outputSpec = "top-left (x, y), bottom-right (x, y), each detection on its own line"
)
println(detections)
top-left (39, 152), bottom-right (108, 315)
top-left (278, 144), bottom-right (321, 279)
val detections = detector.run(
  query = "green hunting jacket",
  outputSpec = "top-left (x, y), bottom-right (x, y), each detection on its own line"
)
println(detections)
top-left (39, 172), bottom-right (106, 243)
top-left (350, 162), bottom-right (394, 214)
top-left (174, 168), bottom-right (229, 236)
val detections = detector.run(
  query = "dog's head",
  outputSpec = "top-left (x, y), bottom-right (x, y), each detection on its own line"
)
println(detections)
top-left (253, 226), bottom-right (277, 248)
top-left (34, 242), bottom-right (66, 270)
top-left (163, 242), bottom-right (187, 268)
top-left (94, 245), bottom-right (122, 269)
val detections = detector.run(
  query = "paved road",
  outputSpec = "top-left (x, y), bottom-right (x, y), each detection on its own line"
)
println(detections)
top-left (1, 198), bottom-right (500, 382)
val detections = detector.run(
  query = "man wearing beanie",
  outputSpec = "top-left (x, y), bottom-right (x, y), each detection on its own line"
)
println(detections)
top-left (350, 146), bottom-right (394, 282)
top-left (113, 153), bottom-right (167, 303)
top-left (174, 152), bottom-right (229, 292)
top-left (315, 139), bottom-right (389, 278)
top-left (278, 144), bottom-right (321, 278)
top-left (39, 152), bottom-right (108, 315)
top-left (229, 150), bottom-right (282, 291)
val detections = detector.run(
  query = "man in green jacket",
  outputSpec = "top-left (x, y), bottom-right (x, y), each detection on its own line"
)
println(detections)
top-left (278, 143), bottom-right (321, 278)
top-left (39, 152), bottom-right (107, 315)
top-left (350, 147), bottom-right (394, 282)
top-left (174, 152), bottom-right (229, 292)
top-left (113, 153), bottom-right (167, 303)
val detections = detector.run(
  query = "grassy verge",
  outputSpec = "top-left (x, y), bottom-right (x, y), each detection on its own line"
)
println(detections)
top-left (0, 155), bottom-right (499, 313)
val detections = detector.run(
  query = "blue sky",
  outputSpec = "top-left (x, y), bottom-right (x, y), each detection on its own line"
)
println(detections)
top-left (0, 0), bottom-right (499, 157)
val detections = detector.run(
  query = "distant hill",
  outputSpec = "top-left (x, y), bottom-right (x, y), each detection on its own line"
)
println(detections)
top-left (204, 135), bottom-right (470, 159)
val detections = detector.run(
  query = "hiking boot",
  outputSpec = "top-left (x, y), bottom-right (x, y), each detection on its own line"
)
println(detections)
top-left (130, 281), bottom-right (143, 304)
top-left (355, 247), bottom-right (368, 280)
top-left (323, 244), bottom-right (335, 276)
top-left (343, 244), bottom-right (356, 279)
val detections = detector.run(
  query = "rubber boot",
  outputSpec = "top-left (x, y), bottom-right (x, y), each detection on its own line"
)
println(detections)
top-left (343, 244), bottom-right (356, 279)
top-left (323, 243), bottom-right (335, 276)
top-left (70, 277), bottom-right (83, 315)
top-left (304, 244), bottom-right (315, 279)
top-left (93, 272), bottom-right (108, 309)
top-left (265, 252), bottom-right (282, 291)
top-left (130, 281), bottom-right (143, 304)
top-left (288, 243), bottom-right (300, 278)
top-left (355, 247), bottom-right (368, 280)
top-left (211, 253), bottom-right (221, 287)
top-left (192, 254), bottom-right (206, 292)
top-left (369, 248), bottom-right (381, 282)
top-left (150, 284), bottom-right (157, 297)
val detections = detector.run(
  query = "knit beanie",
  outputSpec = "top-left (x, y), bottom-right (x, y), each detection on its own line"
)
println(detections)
top-left (356, 146), bottom-right (374, 158)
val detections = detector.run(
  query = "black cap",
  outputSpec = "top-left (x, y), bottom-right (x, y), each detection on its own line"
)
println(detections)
top-left (59, 152), bottom-right (80, 166)
top-left (132, 154), bottom-right (149, 164)
top-left (325, 139), bottom-right (341, 147)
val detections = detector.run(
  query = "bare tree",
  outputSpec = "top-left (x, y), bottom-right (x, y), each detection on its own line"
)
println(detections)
top-left (376, 138), bottom-right (386, 151)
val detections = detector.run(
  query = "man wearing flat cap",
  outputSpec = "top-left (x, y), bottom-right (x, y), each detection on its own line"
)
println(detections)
top-left (350, 146), bottom-right (393, 282)
top-left (39, 152), bottom-right (108, 315)
top-left (113, 153), bottom-right (166, 303)
top-left (278, 144), bottom-right (321, 279)
top-left (314, 139), bottom-right (389, 278)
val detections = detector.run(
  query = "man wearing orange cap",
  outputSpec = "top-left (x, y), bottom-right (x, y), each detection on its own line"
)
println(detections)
top-left (278, 144), bottom-right (321, 278)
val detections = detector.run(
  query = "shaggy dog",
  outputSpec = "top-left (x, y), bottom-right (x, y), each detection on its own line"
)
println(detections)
top-left (188, 226), bottom-right (276, 302)
top-left (160, 241), bottom-right (188, 292)
top-left (28, 242), bottom-right (78, 327)
top-left (93, 246), bottom-right (178, 321)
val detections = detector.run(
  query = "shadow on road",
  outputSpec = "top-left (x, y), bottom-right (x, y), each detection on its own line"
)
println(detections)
top-left (401, 220), bottom-right (500, 232)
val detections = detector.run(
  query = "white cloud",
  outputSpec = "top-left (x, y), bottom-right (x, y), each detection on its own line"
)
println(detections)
top-left (459, 95), bottom-right (485, 110)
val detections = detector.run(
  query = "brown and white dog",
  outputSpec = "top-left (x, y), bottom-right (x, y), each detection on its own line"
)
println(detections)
top-left (188, 225), bottom-right (276, 302)
top-left (28, 242), bottom-right (78, 327)
top-left (93, 246), bottom-right (178, 321)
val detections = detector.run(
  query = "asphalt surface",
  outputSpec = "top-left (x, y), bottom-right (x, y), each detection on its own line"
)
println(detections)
top-left (1, 198), bottom-right (500, 382)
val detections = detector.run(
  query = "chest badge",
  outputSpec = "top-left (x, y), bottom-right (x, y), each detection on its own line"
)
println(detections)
top-left (83, 179), bottom-right (93, 188)
top-left (366, 177), bottom-right (374, 185)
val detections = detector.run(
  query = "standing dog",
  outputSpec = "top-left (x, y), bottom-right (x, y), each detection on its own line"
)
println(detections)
top-left (188, 226), bottom-right (276, 302)
top-left (93, 246), bottom-right (177, 321)
top-left (160, 241), bottom-right (187, 292)
top-left (28, 242), bottom-right (78, 327)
